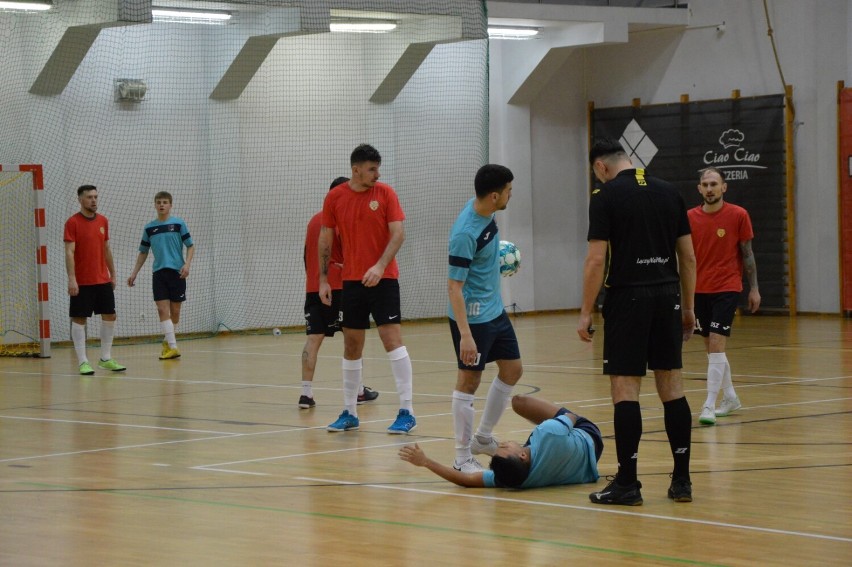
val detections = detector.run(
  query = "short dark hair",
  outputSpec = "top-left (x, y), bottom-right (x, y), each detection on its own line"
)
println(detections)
top-left (588, 138), bottom-right (627, 165)
top-left (474, 164), bottom-right (514, 198)
top-left (329, 176), bottom-right (349, 190)
top-left (351, 144), bottom-right (381, 166)
top-left (154, 191), bottom-right (173, 203)
top-left (77, 184), bottom-right (96, 196)
top-left (489, 454), bottom-right (530, 488)
top-left (699, 167), bottom-right (725, 182)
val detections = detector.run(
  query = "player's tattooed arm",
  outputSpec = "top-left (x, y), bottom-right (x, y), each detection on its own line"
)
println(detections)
top-left (740, 239), bottom-right (758, 291)
top-left (318, 226), bottom-right (334, 306)
top-left (740, 239), bottom-right (761, 313)
top-left (318, 226), bottom-right (333, 278)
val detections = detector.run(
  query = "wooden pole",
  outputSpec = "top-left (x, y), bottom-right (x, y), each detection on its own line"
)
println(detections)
top-left (785, 84), bottom-right (797, 315)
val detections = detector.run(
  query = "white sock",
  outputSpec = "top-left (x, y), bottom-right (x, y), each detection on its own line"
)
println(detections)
top-left (452, 390), bottom-right (476, 462)
top-left (301, 380), bottom-right (313, 397)
top-left (476, 377), bottom-right (513, 440)
top-left (342, 358), bottom-right (362, 415)
top-left (71, 322), bottom-right (87, 364)
top-left (704, 353), bottom-right (726, 407)
top-left (100, 320), bottom-right (115, 361)
top-left (388, 346), bottom-right (413, 413)
top-left (161, 319), bottom-right (176, 348)
top-left (721, 357), bottom-right (737, 399)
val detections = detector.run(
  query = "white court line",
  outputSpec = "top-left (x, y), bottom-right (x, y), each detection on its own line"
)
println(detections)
top-left (0, 369), bottom-right (323, 390)
top-left (3, 370), bottom-right (847, 468)
top-left (3, 368), bottom-right (849, 393)
top-left (0, 414), bottom-right (238, 435)
top-left (198, 468), bottom-right (272, 476)
top-left (297, 476), bottom-right (852, 544)
top-left (0, 434), bottom-right (237, 464)
top-left (194, 437), bottom-right (438, 471)
top-left (7, 393), bottom-right (841, 469)
top-left (191, 394), bottom-right (852, 474)
top-left (0, 409), bottom-right (446, 466)
top-left (0, 425), bottom-right (323, 464)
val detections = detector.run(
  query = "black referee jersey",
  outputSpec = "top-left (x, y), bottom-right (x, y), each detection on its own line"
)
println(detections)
top-left (587, 168), bottom-right (691, 288)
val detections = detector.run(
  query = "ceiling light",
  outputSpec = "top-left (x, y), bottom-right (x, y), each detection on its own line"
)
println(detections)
top-left (152, 8), bottom-right (232, 25)
top-left (487, 26), bottom-right (539, 40)
top-left (330, 20), bottom-right (397, 33)
top-left (0, 1), bottom-right (52, 11)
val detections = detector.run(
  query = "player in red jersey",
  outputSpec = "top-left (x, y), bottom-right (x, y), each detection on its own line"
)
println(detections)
top-left (319, 145), bottom-right (415, 434)
top-left (688, 167), bottom-right (760, 425)
top-left (299, 177), bottom-right (379, 409)
top-left (63, 185), bottom-right (126, 375)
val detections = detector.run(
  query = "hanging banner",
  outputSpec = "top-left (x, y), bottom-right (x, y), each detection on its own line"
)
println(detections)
top-left (591, 94), bottom-right (788, 311)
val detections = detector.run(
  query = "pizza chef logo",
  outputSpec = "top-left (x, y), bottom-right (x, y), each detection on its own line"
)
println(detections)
top-left (702, 129), bottom-right (767, 181)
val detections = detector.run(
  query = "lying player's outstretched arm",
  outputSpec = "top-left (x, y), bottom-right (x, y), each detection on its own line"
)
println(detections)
top-left (399, 443), bottom-right (485, 488)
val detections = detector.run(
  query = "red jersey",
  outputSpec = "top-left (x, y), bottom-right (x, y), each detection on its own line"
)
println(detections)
top-left (321, 181), bottom-right (405, 281)
top-left (63, 212), bottom-right (112, 285)
top-left (304, 211), bottom-right (342, 292)
top-left (688, 202), bottom-right (754, 293)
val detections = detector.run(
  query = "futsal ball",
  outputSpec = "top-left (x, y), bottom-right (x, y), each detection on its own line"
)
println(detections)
top-left (272, 328), bottom-right (282, 336)
top-left (499, 240), bottom-right (521, 277)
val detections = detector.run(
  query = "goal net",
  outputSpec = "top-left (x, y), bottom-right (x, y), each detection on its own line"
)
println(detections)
top-left (0, 168), bottom-right (49, 356)
top-left (0, 1), bottom-right (488, 343)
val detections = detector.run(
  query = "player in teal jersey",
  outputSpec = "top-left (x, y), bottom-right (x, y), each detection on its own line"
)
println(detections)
top-left (128, 191), bottom-right (195, 359)
top-left (399, 394), bottom-right (601, 489)
top-left (447, 164), bottom-right (523, 473)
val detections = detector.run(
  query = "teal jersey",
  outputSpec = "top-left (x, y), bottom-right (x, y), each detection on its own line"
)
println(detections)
top-left (483, 415), bottom-right (600, 488)
top-left (447, 199), bottom-right (502, 324)
top-left (139, 216), bottom-right (193, 272)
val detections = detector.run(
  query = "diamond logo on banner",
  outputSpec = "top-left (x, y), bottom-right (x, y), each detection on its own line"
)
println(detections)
top-left (619, 119), bottom-right (658, 167)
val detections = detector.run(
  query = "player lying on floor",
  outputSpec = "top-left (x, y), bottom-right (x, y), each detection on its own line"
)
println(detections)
top-left (399, 395), bottom-right (603, 488)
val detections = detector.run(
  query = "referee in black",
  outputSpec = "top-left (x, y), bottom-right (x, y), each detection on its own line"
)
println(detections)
top-left (577, 138), bottom-right (697, 505)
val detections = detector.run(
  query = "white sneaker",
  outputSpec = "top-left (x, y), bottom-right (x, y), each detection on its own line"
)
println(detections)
top-left (470, 435), bottom-right (498, 456)
top-left (699, 405), bottom-right (716, 425)
top-left (453, 457), bottom-right (483, 473)
top-left (716, 396), bottom-right (742, 417)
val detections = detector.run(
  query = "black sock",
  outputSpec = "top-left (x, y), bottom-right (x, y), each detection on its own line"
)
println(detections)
top-left (613, 400), bottom-right (641, 485)
top-left (664, 396), bottom-right (692, 481)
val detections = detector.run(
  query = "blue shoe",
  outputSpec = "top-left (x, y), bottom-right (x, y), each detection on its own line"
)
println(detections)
top-left (327, 410), bottom-right (359, 432)
top-left (387, 409), bottom-right (417, 435)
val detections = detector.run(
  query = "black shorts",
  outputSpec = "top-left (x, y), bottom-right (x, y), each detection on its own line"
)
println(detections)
top-left (69, 283), bottom-right (115, 318)
top-left (694, 292), bottom-right (739, 338)
top-left (305, 290), bottom-right (342, 337)
top-left (152, 268), bottom-right (187, 302)
top-left (602, 284), bottom-right (683, 376)
top-left (448, 311), bottom-right (520, 371)
top-left (341, 279), bottom-right (401, 329)
top-left (555, 408), bottom-right (604, 462)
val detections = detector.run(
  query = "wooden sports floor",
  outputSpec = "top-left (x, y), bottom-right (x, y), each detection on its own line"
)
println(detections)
top-left (1, 313), bottom-right (850, 566)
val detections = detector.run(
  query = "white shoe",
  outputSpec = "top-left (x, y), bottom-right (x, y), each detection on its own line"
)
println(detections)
top-left (699, 405), bottom-right (716, 425)
top-left (453, 457), bottom-right (483, 473)
top-left (716, 396), bottom-right (742, 417)
top-left (470, 435), bottom-right (498, 456)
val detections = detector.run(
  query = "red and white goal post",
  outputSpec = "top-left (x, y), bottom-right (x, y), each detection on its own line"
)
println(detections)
top-left (0, 164), bottom-right (51, 357)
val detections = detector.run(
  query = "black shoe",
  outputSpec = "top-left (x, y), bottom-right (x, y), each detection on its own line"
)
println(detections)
top-left (668, 476), bottom-right (692, 502)
top-left (589, 476), bottom-right (643, 506)
top-left (298, 395), bottom-right (316, 409)
top-left (357, 386), bottom-right (379, 404)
